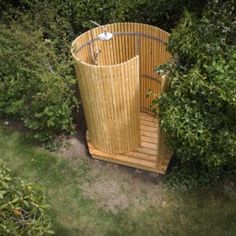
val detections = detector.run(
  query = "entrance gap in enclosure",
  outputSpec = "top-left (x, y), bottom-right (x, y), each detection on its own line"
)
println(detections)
top-left (71, 22), bottom-right (171, 174)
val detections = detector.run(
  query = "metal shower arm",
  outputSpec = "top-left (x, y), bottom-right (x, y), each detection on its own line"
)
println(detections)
top-left (90, 20), bottom-right (107, 36)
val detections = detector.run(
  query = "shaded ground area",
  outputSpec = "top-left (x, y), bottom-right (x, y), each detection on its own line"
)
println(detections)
top-left (0, 123), bottom-right (236, 236)
top-left (59, 131), bottom-right (167, 214)
top-left (58, 111), bottom-right (168, 214)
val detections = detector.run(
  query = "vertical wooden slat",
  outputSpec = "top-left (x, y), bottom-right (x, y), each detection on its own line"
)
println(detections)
top-left (74, 56), bottom-right (140, 154)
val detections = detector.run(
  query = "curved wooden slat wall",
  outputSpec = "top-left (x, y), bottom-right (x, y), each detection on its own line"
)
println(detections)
top-left (71, 22), bottom-right (171, 156)
top-left (72, 22), bottom-right (171, 113)
top-left (74, 56), bottom-right (140, 154)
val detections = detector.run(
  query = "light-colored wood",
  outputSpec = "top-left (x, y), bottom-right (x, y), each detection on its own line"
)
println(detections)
top-left (75, 56), bottom-right (140, 154)
top-left (125, 151), bottom-right (156, 162)
top-left (140, 119), bottom-right (158, 128)
top-left (141, 136), bottom-right (157, 144)
top-left (87, 113), bottom-right (170, 174)
top-left (92, 154), bottom-right (166, 174)
top-left (137, 147), bottom-right (156, 156)
top-left (141, 124), bottom-right (158, 133)
top-left (141, 130), bottom-right (157, 138)
top-left (141, 141), bottom-right (157, 150)
top-left (71, 22), bottom-right (172, 174)
top-left (71, 23), bottom-right (171, 112)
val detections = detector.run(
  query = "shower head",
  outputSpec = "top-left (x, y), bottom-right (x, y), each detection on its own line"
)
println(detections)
top-left (90, 20), bottom-right (113, 41)
top-left (98, 32), bottom-right (113, 40)
top-left (90, 20), bottom-right (102, 28)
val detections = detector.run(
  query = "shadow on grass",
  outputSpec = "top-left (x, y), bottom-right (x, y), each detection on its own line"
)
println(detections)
top-left (0, 125), bottom-right (236, 236)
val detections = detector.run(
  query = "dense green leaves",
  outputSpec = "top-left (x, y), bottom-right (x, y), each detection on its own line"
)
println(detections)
top-left (152, 1), bottom-right (236, 176)
top-left (1, 0), bottom-right (209, 33)
top-left (0, 161), bottom-right (53, 235)
top-left (65, 0), bottom-right (209, 33)
top-left (0, 23), bottom-right (79, 143)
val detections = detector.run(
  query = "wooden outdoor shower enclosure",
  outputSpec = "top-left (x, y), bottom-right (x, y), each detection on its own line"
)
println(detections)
top-left (71, 22), bottom-right (171, 174)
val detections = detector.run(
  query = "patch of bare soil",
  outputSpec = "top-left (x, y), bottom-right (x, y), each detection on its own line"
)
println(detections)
top-left (58, 133), bottom-right (169, 214)
top-left (81, 161), bottom-right (168, 214)
top-left (0, 119), bottom-right (27, 132)
top-left (59, 112), bottom-right (169, 214)
top-left (58, 135), bottom-right (87, 158)
top-left (58, 110), bottom-right (89, 159)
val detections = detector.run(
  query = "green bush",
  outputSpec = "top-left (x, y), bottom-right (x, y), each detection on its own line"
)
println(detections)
top-left (69, 0), bottom-right (208, 33)
top-left (0, 161), bottom-right (53, 235)
top-left (2, 0), bottom-right (208, 34)
top-left (152, 1), bottom-right (236, 174)
top-left (0, 23), bottom-right (79, 143)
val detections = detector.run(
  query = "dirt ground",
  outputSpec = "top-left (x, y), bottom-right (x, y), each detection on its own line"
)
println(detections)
top-left (58, 132), bottom-right (169, 214)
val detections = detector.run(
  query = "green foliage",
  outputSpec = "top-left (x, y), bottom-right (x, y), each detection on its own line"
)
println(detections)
top-left (0, 1), bottom-right (79, 144)
top-left (0, 23), bottom-right (79, 143)
top-left (69, 0), bottom-right (208, 33)
top-left (2, 0), bottom-right (207, 34)
top-left (152, 1), bottom-right (236, 176)
top-left (117, 0), bottom-right (208, 31)
top-left (1, 0), bottom-right (75, 57)
top-left (0, 161), bottom-right (53, 235)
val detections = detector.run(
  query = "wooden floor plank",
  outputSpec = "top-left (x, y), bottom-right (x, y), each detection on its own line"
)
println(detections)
top-left (115, 154), bottom-right (156, 168)
top-left (89, 146), bottom-right (113, 158)
top-left (93, 154), bottom-right (165, 174)
top-left (141, 141), bottom-right (157, 150)
top-left (140, 115), bottom-right (158, 123)
top-left (141, 130), bottom-right (158, 138)
top-left (125, 151), bottom-right (156, 162)
top-left (140, 112), bottom-right (157, 119)
top-left (140, 119), bottom-right (157, 127)
top-left (141, 135), bottom-right (158, 144)
top-left (141, 125), bottom-right (158, 133)
top-left (137, 147), bottom-right (157, 156)
top-left (87, 112), bottom-right (170, 174)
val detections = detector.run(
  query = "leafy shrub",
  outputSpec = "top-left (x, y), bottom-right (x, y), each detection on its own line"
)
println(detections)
top-left (152, 1), bottom-right (236, 174)
top-left (115, 0), bottom-right (208, 31)
top-left (69, 0), bottom-right (209, 33)
top-left (0, 161), bottom-right (53, 235)
top-left (2, 0), bottom-right (207, 34)
top-left (0, 23), bottom-right (79, 143)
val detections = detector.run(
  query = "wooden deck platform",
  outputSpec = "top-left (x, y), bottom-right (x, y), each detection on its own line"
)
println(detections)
top-left (87, 113), bottom-right (171, 174)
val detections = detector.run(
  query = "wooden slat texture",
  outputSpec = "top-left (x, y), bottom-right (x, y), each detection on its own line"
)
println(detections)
top-left (71, 22), bottom-right (172, 174)
top-left (137, 147), bottom-right (156, 156)
top-left (140, 119), bottom-right (158, 127)
top-left (75, 56), bottom-right (140, 154)
top-left (87, 113), bottom-right (170, 174)
top-left (141, 125), bottom-right (158, 133)
top-left (141, 130), bottom-right (157, 138)
top-left (141, 142), bottom-right (157, 150)
top-left (71, 22), bottom-right (171, 112)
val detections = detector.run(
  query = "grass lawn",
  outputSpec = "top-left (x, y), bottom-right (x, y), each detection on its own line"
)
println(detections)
top-left (0, 125), bottom-right (236, 236)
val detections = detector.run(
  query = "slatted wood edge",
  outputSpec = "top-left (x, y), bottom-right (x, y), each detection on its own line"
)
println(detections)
top-left (89, 144), bottom-right (171, 174)
top-left (139, 114), bottom-right (158, 123)
top-left (88, 144), bottom-right (156, 163)
top-left (91, 154), bottom-right (166, 174)
top-left (87, 112), bottom-right (171, 174)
